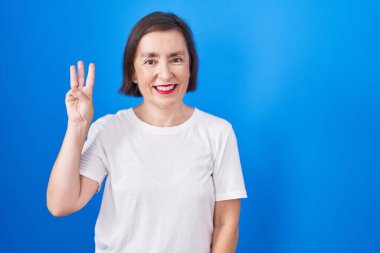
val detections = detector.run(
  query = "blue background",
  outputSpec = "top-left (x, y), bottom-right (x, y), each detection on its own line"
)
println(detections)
top-left (1, 0), bottom-right (379, 252)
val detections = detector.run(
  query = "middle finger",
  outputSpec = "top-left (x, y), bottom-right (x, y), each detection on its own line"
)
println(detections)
top-left (77, 60), bottom-right (85, 89)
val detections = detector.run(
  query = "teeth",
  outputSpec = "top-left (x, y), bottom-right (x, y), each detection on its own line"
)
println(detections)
top-left (156, 85), bottom-right (175, 91)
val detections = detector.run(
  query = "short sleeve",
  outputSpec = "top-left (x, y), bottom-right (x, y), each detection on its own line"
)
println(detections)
top-left (79, 121), bottom-right (109, 193)
top-left (212, 126), bottom-right (248, 201)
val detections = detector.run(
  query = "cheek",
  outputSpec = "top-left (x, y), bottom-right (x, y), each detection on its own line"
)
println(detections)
top-left (177, 66), bottom-right (190, 78)
top-left (136, 68), bottom-right (155, 82)
top-left (184, 69), bottom-right (191, 84)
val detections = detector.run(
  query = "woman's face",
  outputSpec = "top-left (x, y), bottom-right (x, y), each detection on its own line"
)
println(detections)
top-left (133, 30), bottom-right (190, 109)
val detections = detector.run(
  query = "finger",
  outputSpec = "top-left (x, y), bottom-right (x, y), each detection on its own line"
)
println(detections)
top-left (72, 88), bottom-right (89, 103)
top-left (70, 65), bottom-right (78, 90)
top-left (85, 63), bottom-right (95, 96)
top-left (77, 60), bottom-right (85, 90)
top-left (66, 91), bottom-right (75, 102)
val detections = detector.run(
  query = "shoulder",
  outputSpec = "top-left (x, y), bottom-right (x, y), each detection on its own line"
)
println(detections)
top-left (195, 108), bottom-right (237, 161)
top-left (89, 108), bottom-right (131, 135)
top-left (196, 108), bottom-right (233, 133)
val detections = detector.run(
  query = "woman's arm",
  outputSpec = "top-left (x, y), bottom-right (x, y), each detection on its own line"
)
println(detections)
top-left (211, 199), bottom-right (241, 253)
top-left (46, 123), bottom-right (96, 216)
top-left (46, 61), bottom-right (98, 217)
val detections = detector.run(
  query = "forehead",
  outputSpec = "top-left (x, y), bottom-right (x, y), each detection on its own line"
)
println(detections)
top-left (136, 30), bottom-right (188, 55)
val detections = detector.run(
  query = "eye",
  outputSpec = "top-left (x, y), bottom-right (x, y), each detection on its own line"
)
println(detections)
top-left (144, 59), bottom-right (156, 65)
top-left (172, 57), bottom-right (184, 63)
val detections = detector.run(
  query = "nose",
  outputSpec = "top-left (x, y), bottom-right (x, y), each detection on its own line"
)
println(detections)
top-left (157, 61), bottom-right (173, 82)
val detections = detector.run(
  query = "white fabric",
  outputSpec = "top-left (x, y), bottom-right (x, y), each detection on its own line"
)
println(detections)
top-left (79, 107), bottom-right (248, 253)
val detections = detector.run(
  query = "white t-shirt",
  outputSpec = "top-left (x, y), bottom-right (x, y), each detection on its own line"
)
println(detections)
top-left (79, 107), bottom-right (248, 253)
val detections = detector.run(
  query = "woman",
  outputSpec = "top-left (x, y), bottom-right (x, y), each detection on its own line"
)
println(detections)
top-left (47, 11), bottom-right (248, 253)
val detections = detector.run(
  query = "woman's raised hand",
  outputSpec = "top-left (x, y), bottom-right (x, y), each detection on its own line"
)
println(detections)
top-left (65, 61), bottom-right (95, 127)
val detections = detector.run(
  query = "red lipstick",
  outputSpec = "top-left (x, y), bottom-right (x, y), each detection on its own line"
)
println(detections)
top-left (153, 84), bottom-right (178, 94)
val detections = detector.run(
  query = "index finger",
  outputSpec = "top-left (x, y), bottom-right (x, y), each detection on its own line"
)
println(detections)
top-left (70, 65), bottom-right (78, 90)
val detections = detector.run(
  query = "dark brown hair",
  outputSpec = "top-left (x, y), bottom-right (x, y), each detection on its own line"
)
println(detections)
top-left (119, 11), bottom-right (199, 97)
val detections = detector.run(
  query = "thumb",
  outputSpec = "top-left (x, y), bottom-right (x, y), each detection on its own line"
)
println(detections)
top-left (73, 88), bottom-right (89, 101)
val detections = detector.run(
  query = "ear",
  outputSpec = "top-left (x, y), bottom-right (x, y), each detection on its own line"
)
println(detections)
top-left (132, 74), bottom-right (137, 83)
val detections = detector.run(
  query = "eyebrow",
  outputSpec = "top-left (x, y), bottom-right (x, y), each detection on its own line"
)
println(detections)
top-left (140, 51), bottom-right (186, 58)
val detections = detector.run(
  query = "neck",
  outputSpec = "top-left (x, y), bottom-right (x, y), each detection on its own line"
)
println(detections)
top-left (133, 101), bottom-right (193, 127)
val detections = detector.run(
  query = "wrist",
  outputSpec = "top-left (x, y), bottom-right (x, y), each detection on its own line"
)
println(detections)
top-left (66, 121), bottom-right (90, 138)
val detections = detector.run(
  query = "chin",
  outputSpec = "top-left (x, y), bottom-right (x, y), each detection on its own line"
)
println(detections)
top-left (152, 98), bottom-right (184, 109)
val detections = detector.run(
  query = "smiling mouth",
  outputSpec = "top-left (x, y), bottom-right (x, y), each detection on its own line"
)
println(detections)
top-left (153, 84), bottom-right (178, 94)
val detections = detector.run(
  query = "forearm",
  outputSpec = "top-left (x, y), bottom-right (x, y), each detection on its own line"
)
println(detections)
top-left (46, 123), bottom-right (89, 215)
top-left (211, 224), bottom-right (239, 253)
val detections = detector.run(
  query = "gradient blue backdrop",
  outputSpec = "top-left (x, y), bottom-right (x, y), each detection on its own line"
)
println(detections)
top-left (0, 0), bottom-right (379, 252)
